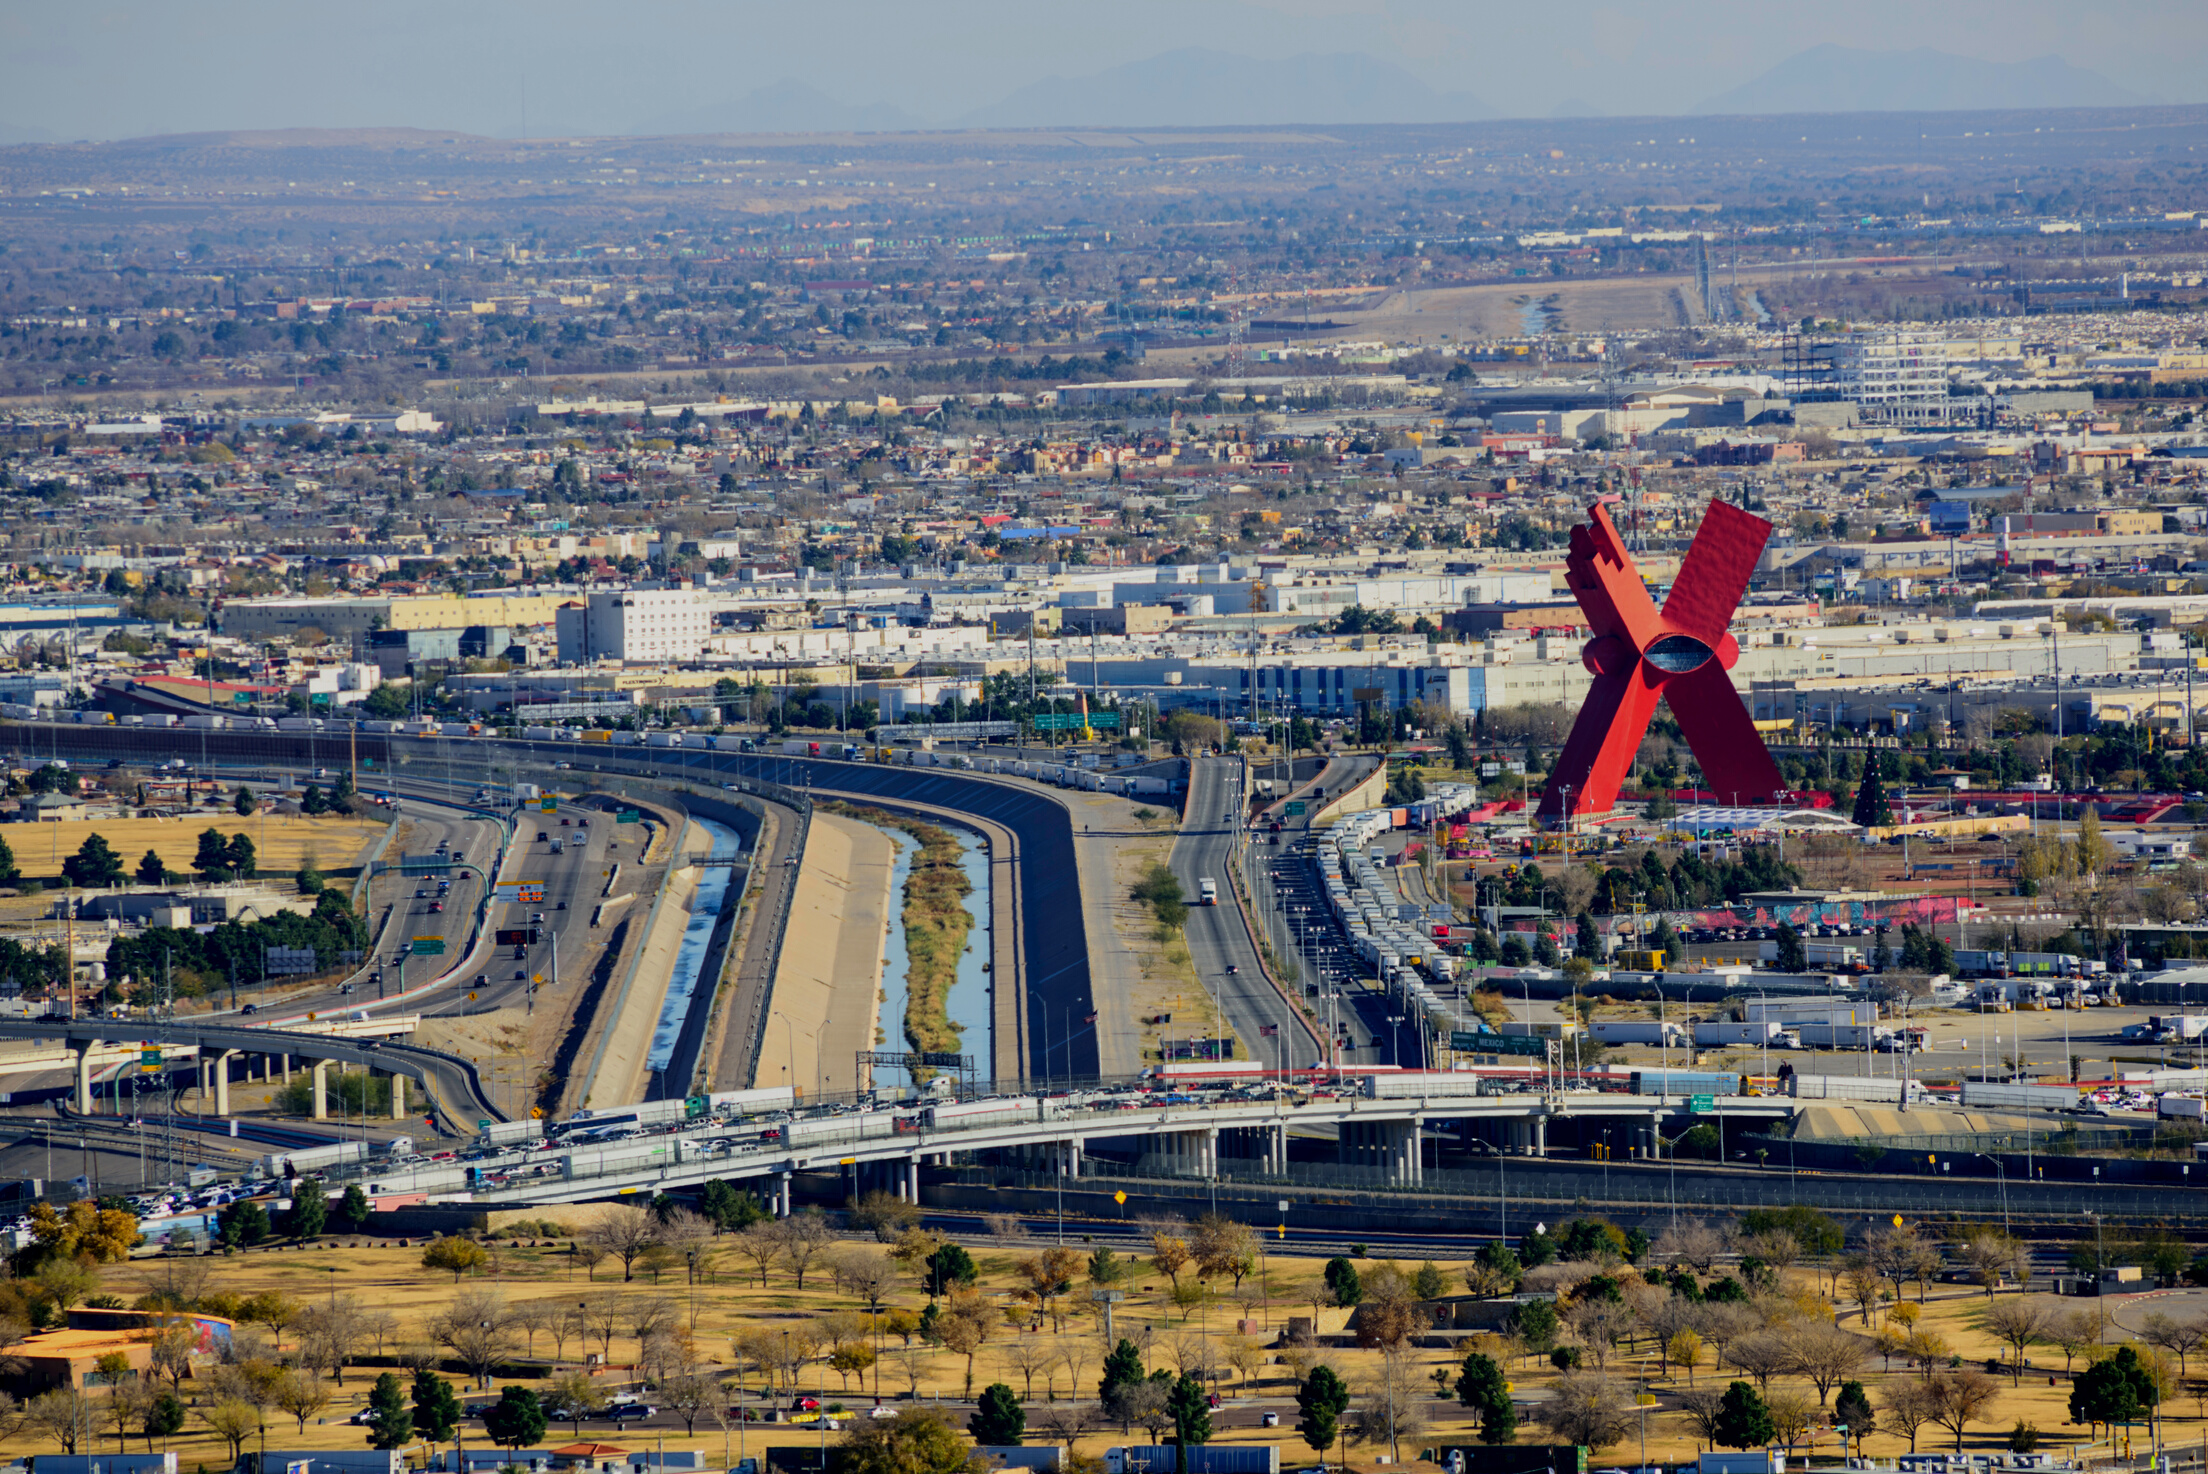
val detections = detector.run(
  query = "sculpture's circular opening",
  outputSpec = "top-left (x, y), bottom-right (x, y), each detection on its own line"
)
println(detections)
top-left (1643, 633), bottom-right (1714, 674)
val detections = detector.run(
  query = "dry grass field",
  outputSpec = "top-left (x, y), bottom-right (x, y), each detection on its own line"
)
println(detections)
top-left (0, 811), bottom-right (385, 898)
top-left (3, 1201), bottom-right (2195, 1471)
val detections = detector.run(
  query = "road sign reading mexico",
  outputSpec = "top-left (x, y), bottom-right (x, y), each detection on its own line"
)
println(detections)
top-left (1540, 497), bottom-right (1784, 823)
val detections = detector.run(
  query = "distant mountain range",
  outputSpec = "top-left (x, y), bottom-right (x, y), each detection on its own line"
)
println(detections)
top-left (632, 79), bottom-right (922, 137)
top-left (620, 43), bottom-right (2151, 138)
top-left (1696, 44), bottom-right (2144, 115)
top-left (954, 48), bottom-right (1492, 129)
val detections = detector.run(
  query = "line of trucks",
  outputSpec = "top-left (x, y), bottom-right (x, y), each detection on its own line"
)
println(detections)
top-left (1318, 790), bottom-right (1485, 1017)
top-left (1582, 998), bottom-right (1923, 1053)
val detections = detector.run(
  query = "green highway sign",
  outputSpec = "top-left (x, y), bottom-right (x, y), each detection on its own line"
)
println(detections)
top-left (1452, 1032), bottom-right (1546, 1057)
top-left (1690, 1094), bottom-right (1716, 1113)
top-left (1030, 711), bottom-right (1121, 731)
top-left (411, 936), bottom-right (446, 957)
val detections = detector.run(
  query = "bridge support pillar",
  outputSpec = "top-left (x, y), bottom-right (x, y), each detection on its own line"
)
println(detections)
top-left (74, 1041), bottom-right (96, 1114)
top-left (214, 1051), bottom-right (238, 1117)
top-left (1386, 1120), bottom-right (1422, 1186)
top-left (391, 1072), bottom-right (406, 1119)
top-left (311, 1060), bottom-right (330, 1121)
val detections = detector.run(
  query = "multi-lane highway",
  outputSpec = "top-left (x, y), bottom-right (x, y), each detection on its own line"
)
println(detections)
top-left (1171, 755), bottom-right (1317, 1071)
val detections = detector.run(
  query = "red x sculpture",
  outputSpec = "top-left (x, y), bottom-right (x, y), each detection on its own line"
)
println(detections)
top-left (1537, 496), bottom-right (1785, 823)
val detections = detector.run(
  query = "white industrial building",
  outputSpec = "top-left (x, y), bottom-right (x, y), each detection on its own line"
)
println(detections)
top-left (555, 587), bottom-right (715, 664)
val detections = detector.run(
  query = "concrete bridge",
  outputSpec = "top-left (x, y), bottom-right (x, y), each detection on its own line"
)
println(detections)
top-left (0, 1016), bottom-right (493, 1126)
top-left (349, 1084), bottom-right (1792, 1211)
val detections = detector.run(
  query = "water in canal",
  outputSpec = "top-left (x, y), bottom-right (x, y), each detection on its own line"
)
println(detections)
top-left (645, 816), bottom-right (744, 1078)
top-left (872, 824), bottom-right (993, 1093)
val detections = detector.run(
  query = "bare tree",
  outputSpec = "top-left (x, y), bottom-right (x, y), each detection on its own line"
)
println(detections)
top-left (510, 1300), bottom-right (561, 1359)
top-left (1956, 1227), bottom-right (2024, 1298)
top-left (1739, 1229), bottom-right (1802, 1282)
top-left (1984, 1299), bottom-right (2050, 1384)
top-left (1882, 1379), bottom-right (1938, 1453)
top-left (2141, 1312), bottom-right (2206, 1379)
top-left (1866, 1225), bottom-right (1926, 1305)
top-left (773, 1211), bottom-right (835, 1290)
top-left (294, 1297), bottom-right (366, 1386)
top-left (1001, 1335), bottom-right (1060, 1400)
top-left (935, 1296), bottom-right (994, 1397)
top-left (660, 1368), bottom-right (718, 1435)
top-left (135, 1257), bottom-right (213, 1312)
top-left (1677, 1387), bottom-right (1727, 1451)
top-left (1925, 1370), bottom-right (2000, 1452)
top-left (1767, 1390), bottom-right (1815, 1451)
top-left (582, 1205), bottom-right (661, 1282)
top-left (1349, 1348), bottom-right (1430, 1464)
top-left (430, 1289), bottom-right (514, 1388)
top-left (1722, 1331), bottom-right (1793, 1394)
top-left (1840, 1255), bottom-right (1885, 1324)
top-left (1784, 1322), bottom-right (1865, 1406)
top-left (658, 1208), bottom-right (717, 1286)
top-left (1058, 1338), bottom-right (1094, 1406)
top-left (2049, 1307), bottom-right (2100, 1373)
top-left (1534, 1370), bottom-right (1635, 1450)
top-left (1654, 1220), bottom-right (1725, 1274)
top-left (1569, 1299), bottom-right (1638, 1373)
top-left (731, 1222), bottom-right (783, 1287)
top-left (1037, 1400), bottom-right (1099, 1447)
top-left (361, 1308), bottom-right (400, 1361)
top-left (272, 1370), bottom-right (332, 1434)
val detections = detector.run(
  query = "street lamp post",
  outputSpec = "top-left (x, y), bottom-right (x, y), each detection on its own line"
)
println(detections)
top-left (1973, 1152), bottom-right (2010, 1235)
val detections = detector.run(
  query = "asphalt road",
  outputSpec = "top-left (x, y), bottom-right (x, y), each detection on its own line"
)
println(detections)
top-left (1171, 755), bottom-right (1311, 1069)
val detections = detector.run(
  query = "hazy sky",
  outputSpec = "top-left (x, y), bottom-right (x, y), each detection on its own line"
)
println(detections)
top-left (6, 0), bottom-right (2206, 140)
